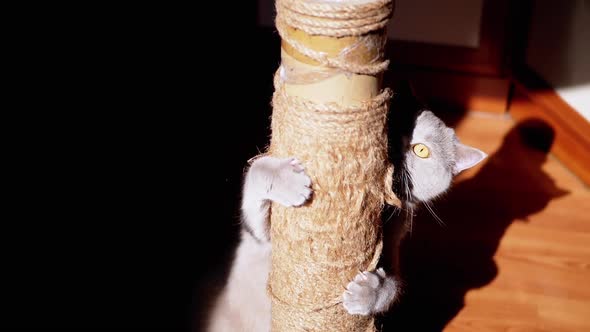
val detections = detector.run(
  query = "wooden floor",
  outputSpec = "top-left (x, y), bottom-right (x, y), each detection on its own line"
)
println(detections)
top-left (378, 111), bottom-right (590, 332)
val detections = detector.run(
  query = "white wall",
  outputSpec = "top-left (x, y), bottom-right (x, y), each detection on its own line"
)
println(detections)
top-left (526, 0), bottom-right (590, 119)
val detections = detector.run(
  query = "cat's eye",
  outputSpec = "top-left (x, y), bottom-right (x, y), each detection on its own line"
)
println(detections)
top-left (412, 143), bottom-right (430, 158)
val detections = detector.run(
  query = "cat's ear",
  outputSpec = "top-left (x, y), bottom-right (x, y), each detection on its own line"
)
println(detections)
top-left (454, 143), bottom-right (487, 174)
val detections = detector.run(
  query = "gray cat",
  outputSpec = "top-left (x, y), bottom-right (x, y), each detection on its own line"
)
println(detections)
top-left (207, 110), bottom-right (486, 331)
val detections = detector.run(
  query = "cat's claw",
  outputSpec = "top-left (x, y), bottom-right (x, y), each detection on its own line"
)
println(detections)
top-left (343, 268), bottom-right (398, 316)
top-left (289, 158), bottom-right (305, 172)
top-left (257, 157), bottom-right (312, 207)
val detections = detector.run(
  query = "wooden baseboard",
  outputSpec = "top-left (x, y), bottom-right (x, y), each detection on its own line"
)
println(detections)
top-left (509, 69), bottom-right (590, 185)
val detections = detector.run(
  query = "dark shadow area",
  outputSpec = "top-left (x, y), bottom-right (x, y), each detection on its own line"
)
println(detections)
top-left (384, 67), bottom-right (470, 129)
top-left (378, 118), bottom-right (568, 331)
top-left (4, 6), bottom-right (279, 329)
top-left (191, 28), bottom-right (280, 331)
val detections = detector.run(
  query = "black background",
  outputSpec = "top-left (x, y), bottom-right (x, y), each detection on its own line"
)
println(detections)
top-left (5, 2), bottom-right (271, 330)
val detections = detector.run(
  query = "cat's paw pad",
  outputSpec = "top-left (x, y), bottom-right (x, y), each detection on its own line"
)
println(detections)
top-left (343, 268), bottom-right (397, 315)
top-left (265, 157), bottom-right (312, 207)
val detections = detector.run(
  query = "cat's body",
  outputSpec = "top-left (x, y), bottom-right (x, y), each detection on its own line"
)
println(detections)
top-left (208, 109), bottom-right (486, 332)
top-left (208, 157), bottom-right (397, 331)
top-left (208, 231), bottom-right (271, 331)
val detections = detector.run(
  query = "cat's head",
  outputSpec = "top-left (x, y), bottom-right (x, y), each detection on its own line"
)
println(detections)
top-left (395, 110), bottom-right (487, 205)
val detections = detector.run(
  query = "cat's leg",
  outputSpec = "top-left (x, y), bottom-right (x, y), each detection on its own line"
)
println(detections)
top-left (208, 157), bottom-right (312, 332)
top-left (241, 156), bottom-right (312, 241)
top-left (343, 268), bottom-right (399, 315)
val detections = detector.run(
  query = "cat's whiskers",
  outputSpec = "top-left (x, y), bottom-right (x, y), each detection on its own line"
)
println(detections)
top-left (406, 169), bottom-right (417, 202)
top-left (407, 204), bottom-right (414, 235)
top-left (384, 205), bottom-right (399, 225)
top-left (402, 168), bottom-right (411, 202)
top-left (401, 169), bottom-right (414, 235)
top-left (423, 200), bottom-right (445, 227)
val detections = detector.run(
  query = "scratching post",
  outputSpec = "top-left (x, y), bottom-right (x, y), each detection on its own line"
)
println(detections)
top-left (268, 0), bottom-right (398, 331)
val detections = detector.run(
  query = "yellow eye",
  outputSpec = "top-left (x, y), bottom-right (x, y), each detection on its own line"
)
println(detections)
top-left (412, 143), bottom-right (430, 158)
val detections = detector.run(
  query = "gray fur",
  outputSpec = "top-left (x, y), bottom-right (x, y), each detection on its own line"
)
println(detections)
top-left (208, 111), bottom-right (487, 331)
top-left (403, 110), bottom-right (487, 204)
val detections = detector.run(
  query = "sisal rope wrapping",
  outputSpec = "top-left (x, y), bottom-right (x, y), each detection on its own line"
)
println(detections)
top-left (268, 0), bottom-right (398, 331)
top-left (276, 0), bottom-right (394, 75)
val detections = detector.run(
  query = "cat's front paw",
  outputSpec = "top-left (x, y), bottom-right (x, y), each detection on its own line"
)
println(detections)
top-left (255, 157), bottom-right (312, 207)
top-left (343, 268), bottom-right (398, 315)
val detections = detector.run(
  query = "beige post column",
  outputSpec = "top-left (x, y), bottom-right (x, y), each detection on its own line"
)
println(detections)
top-left (267, 0), bottom-right (399, 331)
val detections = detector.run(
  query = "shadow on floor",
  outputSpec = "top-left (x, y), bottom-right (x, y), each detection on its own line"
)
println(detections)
top-left (378, 118), bottom-right (568, 331)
